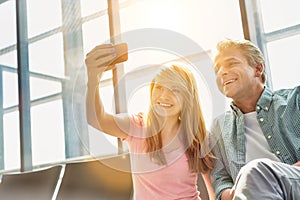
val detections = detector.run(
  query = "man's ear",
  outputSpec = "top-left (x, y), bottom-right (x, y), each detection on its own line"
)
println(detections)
top-left (255, 64), bottom-right (264, 78)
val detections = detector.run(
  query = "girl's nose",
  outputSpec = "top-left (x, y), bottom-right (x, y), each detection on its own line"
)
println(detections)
top-left (160, 88), bottom-right (171, 99)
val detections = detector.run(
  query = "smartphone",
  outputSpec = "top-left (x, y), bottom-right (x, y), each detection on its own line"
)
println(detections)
top-left (105, 43), bottom-right (128, 71)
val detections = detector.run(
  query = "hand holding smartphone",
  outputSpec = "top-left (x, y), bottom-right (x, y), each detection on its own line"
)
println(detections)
top-left (105, 43), bottom-right (128, 71)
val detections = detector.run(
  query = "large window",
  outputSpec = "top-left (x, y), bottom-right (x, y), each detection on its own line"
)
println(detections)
top-left (5, 0), bottom-right (285, 172)
top-left (1, 0), bottom-right (20, 171)
top-left (242, 0), bottom-right (300, 90)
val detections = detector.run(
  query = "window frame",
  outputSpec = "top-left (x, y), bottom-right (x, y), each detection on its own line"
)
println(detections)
top-left (239, 0), bottom-right (300, 89)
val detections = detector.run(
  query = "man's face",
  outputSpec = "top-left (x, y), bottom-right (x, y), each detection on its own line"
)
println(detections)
top-left (214, 47), bottom-right (257, 101)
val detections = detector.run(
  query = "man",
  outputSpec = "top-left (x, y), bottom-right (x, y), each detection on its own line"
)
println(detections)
top-left (210, 38), bottom-right (300, 200)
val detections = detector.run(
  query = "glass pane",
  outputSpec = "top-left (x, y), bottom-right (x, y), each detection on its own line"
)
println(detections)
top-left (0, 0), bottom-right (16, 49)
top-left (0, 51), bottom-right (17, 69)
top-left (31, 100), bottom-right (65, 166)
top-left (3, 71), bottom-right (18, 109)
top-left (29, 33), bottom-right (65, 78)
top-left (124, 49), bottom-right (179, 73)
top-left (27, 0), bottom-right (62, 38)
top-left (119, 0), bottom-right (243, 51)
top-left (80, 0), bottom-right (107, 17)
top-left (4, 111), bottom-right (20, 171)
top-left (127, 85), bottom-right (150, 115)
top-left (82, 16), bottom-right (111, 80)
top-left (30, 77), bottom-right (62, 101)
top-left (82, 16), bottom-right (110, 55)
top-left (0, 0), bottom-right (18, 171)
top-left (88, 126), bottom-right (118, 158)
top-left (100, 81), bottom-right (115, 115)
top-left (267, 35), bottom-right (300, 90)
top-left (88, 83), bottom-right (118, 157)
top-left (260, 0), bottom-right (300, 33)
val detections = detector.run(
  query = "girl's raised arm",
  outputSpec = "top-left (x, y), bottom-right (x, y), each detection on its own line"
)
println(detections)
top-left (85, 44), bottom-right (129, 138)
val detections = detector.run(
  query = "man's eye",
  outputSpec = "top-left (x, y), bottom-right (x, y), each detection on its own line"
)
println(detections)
top-left (171, 89), bottom-right (180, 93)
top-left (214, 66), bottom-right (220, 73)
top-left (229, 62), bottom-right (239, 66)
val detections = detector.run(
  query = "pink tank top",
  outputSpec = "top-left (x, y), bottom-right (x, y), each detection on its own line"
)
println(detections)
top-left (125, 114), bottom-right (200, 200)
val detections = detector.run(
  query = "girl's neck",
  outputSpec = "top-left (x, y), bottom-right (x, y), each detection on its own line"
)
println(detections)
top-left (161, 118), bottom-right (180, 145)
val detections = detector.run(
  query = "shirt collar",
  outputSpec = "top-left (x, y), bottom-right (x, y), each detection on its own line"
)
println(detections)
top-left (229, 87), bottom-right (273, 115)
top-left (256, 87), bottom-right (273, 113)
top-left (230, 103), bottom-right (243, 116)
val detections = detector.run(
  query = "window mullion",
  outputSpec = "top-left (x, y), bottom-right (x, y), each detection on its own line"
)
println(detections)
top-left (16, 0), bottom-right (32, 172)
top-left (0, 68), bottom-right (4, 170)
top-left (61, 0), bottom-right (89, 158)
top-left (107, 0), bottom-right (127, 154)
top-left (241, 0), bottom-right (273, 89)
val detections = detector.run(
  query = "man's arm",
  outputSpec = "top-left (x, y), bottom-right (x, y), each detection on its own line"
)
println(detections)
top-left (293, 161), bottom-right (300, 167)
top-left (221, 188), bottom-right (235, 200)
top-left (210, 118), bottom-right (234, 200)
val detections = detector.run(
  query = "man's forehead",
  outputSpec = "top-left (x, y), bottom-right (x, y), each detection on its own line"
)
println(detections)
top-left (214, 49), bottom-right (245, 66)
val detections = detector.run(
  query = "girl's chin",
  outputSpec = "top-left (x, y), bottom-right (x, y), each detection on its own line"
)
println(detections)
top-left (153, 105), bottom-right (166, 115)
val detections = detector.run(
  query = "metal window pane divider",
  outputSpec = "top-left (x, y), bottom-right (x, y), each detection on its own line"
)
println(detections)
top-left (61, 0), bottom-right (89, 159)
top-left (16, 0), bottom-right (32, 172)
top-left (107, 0), bottom-right (127, 154)
top-left (239, 0), bottom-right (273, 89)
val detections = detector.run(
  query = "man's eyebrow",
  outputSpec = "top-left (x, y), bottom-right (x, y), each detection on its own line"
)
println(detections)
top-left (214, 58), bottom-right (236, 68)
top-left (220, 58), bottom-right (241, 66)
top-left (214, 57), bottom-right (241, 71)
top-left (223, 58), bottom-right (240, 63)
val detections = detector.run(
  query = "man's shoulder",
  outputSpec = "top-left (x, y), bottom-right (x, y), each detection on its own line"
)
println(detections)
top-left (213, 110), bottom-right (233, 123)
top-left (273, 85), bottom-right (300, 99)
top-left (210, 110), bottom-right (233, 137)
top-left (273, 85), bottom-right (300, 96)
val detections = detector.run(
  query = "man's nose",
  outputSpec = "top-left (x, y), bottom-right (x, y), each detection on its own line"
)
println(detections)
top-left (218, 66), bottom-right (228, 76)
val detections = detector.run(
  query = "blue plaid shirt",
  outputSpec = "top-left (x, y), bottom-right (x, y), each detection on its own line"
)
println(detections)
top-left (210, 86), bottom-right (300, 200)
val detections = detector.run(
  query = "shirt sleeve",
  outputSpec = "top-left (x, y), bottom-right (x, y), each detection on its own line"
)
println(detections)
top-left (123, 113), bottom-right (146, 147)
top-left (210, 117), bottom-right (234, 200)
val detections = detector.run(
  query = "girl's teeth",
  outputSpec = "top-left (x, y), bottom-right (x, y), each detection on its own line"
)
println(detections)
top-left (159, 103), bottom-right (171, 107)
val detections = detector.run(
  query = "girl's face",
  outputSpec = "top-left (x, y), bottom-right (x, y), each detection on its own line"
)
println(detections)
top-left (151, 83), bottom-right (182, 120)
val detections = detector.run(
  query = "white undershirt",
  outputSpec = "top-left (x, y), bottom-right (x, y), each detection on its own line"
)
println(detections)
top-left (244, 112), bottom-right (281, 163)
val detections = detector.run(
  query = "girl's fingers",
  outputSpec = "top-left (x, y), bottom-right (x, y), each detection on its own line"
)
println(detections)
top-left (94, 54), bottom-right (116, 68)
top-left (86, 53), bottom-right (116, 69)
top-left (86, 48), bottom-right (115, 67)
top-left (87, 44), bottom-right (115, 57)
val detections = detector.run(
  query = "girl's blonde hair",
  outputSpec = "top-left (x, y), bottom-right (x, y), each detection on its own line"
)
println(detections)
top-left (145, 64), bottom-right (214, 173)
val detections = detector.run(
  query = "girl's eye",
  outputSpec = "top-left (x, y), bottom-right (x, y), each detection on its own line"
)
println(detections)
top-left (155, 85), bottom-right (162, 90)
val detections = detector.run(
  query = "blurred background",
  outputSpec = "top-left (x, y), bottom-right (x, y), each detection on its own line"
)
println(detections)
top-left (0, 0), bottom-right (299, 172)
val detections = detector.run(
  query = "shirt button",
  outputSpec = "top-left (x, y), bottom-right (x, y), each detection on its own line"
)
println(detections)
top-left (267, 135), bottom-right (272, 139)
top-left (276, 151), bottom-right (280, 155)
top-left (265, 107), bottom-right (269, 111)
top-left (259, 118), bottom-right (264, 122)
